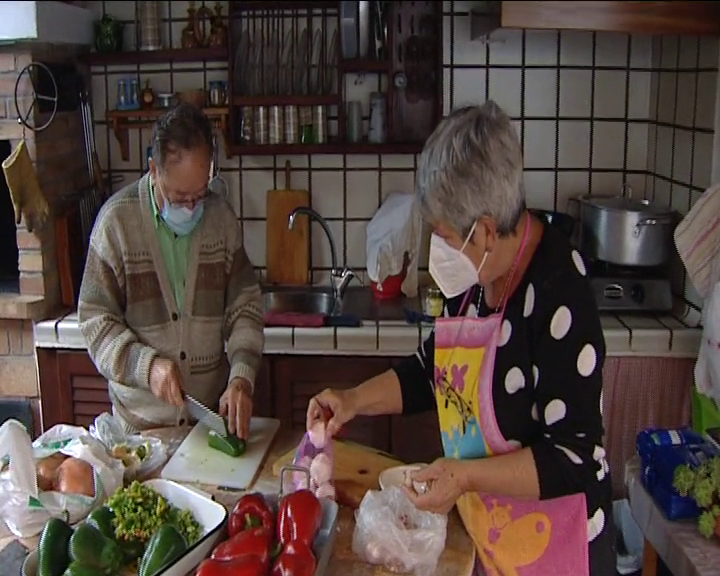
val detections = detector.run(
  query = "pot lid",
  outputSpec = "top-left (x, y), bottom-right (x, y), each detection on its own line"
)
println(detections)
top-left (580, 194), bottom-right (673, 216)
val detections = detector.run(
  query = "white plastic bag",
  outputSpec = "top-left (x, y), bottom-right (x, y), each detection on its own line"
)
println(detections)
top-left (366, 192), bottom-right (422, 297)
top-left (0, 419), bottom-right (124, 538)
top-left (352, 486), bottom-right (447, 575)
top-left (89, 412), bottom-right (167, 480)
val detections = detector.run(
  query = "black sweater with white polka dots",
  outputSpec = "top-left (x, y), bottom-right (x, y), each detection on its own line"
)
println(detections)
top-left (394, 222), bottom-right (615, 575)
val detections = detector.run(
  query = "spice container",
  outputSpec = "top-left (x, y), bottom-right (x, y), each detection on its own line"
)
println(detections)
top-left (421, 286), bottom-right (444, 317)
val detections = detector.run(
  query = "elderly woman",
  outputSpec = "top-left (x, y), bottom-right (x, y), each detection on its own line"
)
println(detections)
top-left (306, 101), bottom-right (614, 575)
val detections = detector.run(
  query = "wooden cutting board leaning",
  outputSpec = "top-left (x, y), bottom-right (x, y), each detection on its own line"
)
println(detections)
top-left (272, 439), bottom-right (404, 508)
top-left (265, 160), bottom-right (310, 285)
top-left (161, 417), bottom-right (280, 490)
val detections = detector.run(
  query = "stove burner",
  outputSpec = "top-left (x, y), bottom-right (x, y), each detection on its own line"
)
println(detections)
top-left (583, 257), bottom-right (673, 312)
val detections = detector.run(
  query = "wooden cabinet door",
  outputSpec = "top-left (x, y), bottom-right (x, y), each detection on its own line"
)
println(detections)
top-left (273, 356), bottom-right (393, 452)
top-left (59, 352), bottom-right (111, 428)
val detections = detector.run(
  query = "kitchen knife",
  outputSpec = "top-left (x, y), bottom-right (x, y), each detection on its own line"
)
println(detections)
top-left (185, 395), bottom-right (227, 437)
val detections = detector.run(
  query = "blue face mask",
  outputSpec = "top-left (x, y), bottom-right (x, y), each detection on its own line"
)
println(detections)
top-left (161, 200), bottom-right (204, 236)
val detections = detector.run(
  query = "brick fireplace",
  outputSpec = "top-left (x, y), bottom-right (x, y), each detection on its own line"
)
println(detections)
top-left (0, 44), bottom-right (91, 433)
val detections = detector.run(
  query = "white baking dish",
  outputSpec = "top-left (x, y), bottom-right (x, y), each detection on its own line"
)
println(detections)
top-left (22, 478), bottom-right (227, 576)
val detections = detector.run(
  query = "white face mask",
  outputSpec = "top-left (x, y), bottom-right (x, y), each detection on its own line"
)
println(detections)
top-left (429, 221), bottom-right (488, 299)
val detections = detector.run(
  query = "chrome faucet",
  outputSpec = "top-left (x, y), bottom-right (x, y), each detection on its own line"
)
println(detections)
top-left (287, 207), bottom-right (359, 301)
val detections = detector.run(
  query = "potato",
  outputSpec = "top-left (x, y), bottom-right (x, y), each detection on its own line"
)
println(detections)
top-left (35, 453), bottom-right (67, 492)
top-left (53, 456), bottom-right (95, 497)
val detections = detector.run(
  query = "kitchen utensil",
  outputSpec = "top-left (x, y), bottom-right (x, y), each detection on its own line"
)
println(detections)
top-left (577, 192), bottom-right (678, 267)
top-left (272, 439), bottom-right (404, 509)
top-left (266, 161), bottom-right (310, 285)
top-left (185, 394), bottom-right (226, 437)
top-left (22, 479), bottom-right (228, 576)
top-left (160, 417), bottom-right (281, 489)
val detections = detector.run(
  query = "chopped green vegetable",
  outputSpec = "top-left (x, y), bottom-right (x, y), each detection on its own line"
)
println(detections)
top-left (207, 429), bottom-right (246, 457)
top-left (106, 481), bottom-right (202, 546)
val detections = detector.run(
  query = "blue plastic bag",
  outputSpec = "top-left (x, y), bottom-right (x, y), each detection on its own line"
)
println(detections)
top-left (636, 427), bottom-right (718, 520)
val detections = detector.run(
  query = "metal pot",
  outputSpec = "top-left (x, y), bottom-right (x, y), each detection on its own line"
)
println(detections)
top-left (577, 194), bottom-right (678, 267)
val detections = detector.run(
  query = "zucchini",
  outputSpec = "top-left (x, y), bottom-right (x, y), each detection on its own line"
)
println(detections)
top-left (38, 517), bottom-right (74, 576)
top-left (207, 429), bottom-right (246, 457)
top-left (69, 523), bottom-right (124, 573)
top-left (138, 524), bottom-right (187, 576)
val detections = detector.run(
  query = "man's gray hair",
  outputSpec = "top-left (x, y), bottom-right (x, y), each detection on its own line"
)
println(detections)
top-left (151, 102), bottom-right (214, 170)
top-left (416, 100), bottom-right (525, 238)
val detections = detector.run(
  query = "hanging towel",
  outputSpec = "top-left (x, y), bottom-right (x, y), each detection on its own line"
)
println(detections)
top-left (674, 182), bottom-right (720, 300)
top-left (2, 140), bottom-right (49, 233)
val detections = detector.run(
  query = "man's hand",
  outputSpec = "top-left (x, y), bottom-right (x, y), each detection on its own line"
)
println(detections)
top-left (219, 377), bottom-right (253, 439)
top-left (148, 358), bottom-right (184, 407)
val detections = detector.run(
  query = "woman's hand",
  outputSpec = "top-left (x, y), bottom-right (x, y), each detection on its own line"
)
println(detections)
top-left (219, 377), bottom-right (253, 439)
top-left (402, 458), bottom-right (468, 515)
top-left (306, 388), bottom-right (357, 437)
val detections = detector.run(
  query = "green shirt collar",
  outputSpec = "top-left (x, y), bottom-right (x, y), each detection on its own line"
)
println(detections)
top-left (149, 177), bottom-right (162, 228)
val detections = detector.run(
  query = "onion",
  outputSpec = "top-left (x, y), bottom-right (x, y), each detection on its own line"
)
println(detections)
top-left (315, 481), bottom-right (336, 500)
top-left (310, 453), bottom-right (332, 486)
top-left (308, 420), bottom-right (328, 449)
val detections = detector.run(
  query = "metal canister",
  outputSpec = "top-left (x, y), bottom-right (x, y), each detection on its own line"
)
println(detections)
top-left (268, 105), bottom-right (283, 145)
top-left (313, 105), bottom-right (327, 144)
top-left (284, 106), bottom-right (299, 144)
top-left (299, 106), bottom-right (313, 144)
top-left (136, 1), bottom-right (162, 50)
top-left (254, 106), bottom-right (269, 145)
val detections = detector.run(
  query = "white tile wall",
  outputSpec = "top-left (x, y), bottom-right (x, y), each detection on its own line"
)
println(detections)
top-left (87, 1), bottom-right (718, 307)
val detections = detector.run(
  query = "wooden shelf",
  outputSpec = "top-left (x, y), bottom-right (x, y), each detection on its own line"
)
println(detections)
top-left (232, 94), bottom-right (340, 107)
top-left (107, 107), bottom-right (230, 161)
top-left (228, 139), bottom-right (425, 156)
top-left (80, 47), bottom-right (228, 66)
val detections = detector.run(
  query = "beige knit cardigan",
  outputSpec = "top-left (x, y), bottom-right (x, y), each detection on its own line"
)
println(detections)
top-left (78, 173), bottom-right (264, 430)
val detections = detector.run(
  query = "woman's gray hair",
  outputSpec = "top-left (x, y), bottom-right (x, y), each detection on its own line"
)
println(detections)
top-left (416, 100), bottom-right (525, 238)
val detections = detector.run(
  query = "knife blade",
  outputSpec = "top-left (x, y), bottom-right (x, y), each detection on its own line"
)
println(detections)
top-left (185, 395), bottom-right (227, 437)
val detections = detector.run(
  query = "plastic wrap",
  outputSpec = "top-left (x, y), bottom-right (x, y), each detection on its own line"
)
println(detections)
top-left (89, 412), bottom-right (167, 480)
top-left (352, 486), bottom-right (447, 575)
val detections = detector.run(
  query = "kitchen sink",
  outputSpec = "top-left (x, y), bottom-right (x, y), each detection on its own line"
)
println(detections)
top-left (262, 286), bottom-right (338, 316)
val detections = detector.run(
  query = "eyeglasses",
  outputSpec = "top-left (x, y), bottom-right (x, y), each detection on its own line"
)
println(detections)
top-left (155, 175), bottom-right (209, 209)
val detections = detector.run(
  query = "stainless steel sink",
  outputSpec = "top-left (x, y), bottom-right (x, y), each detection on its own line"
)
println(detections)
top-left (263, 286), bottom-right (338, 316)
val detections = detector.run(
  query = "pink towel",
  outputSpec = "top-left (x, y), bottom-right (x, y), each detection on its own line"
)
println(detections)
top-left (264, 311), bottom-right (326, 327)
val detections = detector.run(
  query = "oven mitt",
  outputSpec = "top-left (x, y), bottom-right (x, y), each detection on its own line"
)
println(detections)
top-left (2, 140), bottom-right (49, 233)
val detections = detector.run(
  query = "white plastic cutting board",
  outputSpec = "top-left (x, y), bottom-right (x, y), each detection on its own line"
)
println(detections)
top-left (160, 417), bottom-right (281, 490)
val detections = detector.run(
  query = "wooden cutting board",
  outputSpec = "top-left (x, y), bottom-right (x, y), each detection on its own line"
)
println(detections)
top-left (272, 440), bottom-right (404, 508)
top-left (265, 160), bottom-right (310, 285)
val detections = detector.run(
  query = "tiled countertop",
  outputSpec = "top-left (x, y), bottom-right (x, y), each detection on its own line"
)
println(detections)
top-left (34, 311), bottom-right (702, 358)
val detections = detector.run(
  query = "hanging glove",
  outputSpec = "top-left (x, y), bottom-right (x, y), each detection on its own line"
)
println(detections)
top-left (2, 140), bottom-right (49, 233)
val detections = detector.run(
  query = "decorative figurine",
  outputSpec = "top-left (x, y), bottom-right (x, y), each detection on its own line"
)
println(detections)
top-left (181, 1), bottom-right (199, 48)
top-left (208, 2), bottom-right (228, 48)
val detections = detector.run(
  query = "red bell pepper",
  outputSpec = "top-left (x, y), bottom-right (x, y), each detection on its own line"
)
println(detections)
top-left (277, 489), bottom-right (323, 546)
top-left (270, 540), bottom-right (317, 576)
top-left (196, 556), bottom-right (266, 576)
top-left (211, 526), bottom-right (272, 569)
top-left (229, 493), bottom-right (275, 537)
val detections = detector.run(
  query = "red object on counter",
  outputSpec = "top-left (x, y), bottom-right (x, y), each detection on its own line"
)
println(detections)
top-left (270, 540), bottom-right (317, 576)
top-left (211, 526), bottom-right (273, 569)
top-left (370, 272), bottom-right (404, 300)
top-left (196, 557), bottom-right (266, 576)
top-left (277, 489), bottom-right (323, 546)
top-left (229, 493), bottom-right (275, 537)
top-left (263, 311), bottom-right (326, 327)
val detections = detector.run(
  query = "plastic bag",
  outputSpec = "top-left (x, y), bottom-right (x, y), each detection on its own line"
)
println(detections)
top-left (0, 419), bottom-right (124, 538)
top-left (287, 424), bottom-right (335, 501)
top-left (352, 486), bottom-right (447, 575)
top-left (366, 191), bottom-right (422, 298)
top-left (89, 412), bottom-right (167, 480)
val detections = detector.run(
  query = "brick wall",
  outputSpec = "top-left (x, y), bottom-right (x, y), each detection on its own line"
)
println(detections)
top-left (0, 43), bottom-right (89, 408)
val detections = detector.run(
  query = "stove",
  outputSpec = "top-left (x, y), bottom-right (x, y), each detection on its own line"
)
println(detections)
top-left (586, 259), bottom-right (673, 313)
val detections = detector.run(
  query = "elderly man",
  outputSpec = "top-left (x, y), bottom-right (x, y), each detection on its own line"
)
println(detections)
top-left (78, 103), bottom-right (263, 438)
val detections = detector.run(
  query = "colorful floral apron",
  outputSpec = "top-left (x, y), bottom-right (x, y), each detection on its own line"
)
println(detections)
top-left (434, 222), bottom-right (590, 576)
